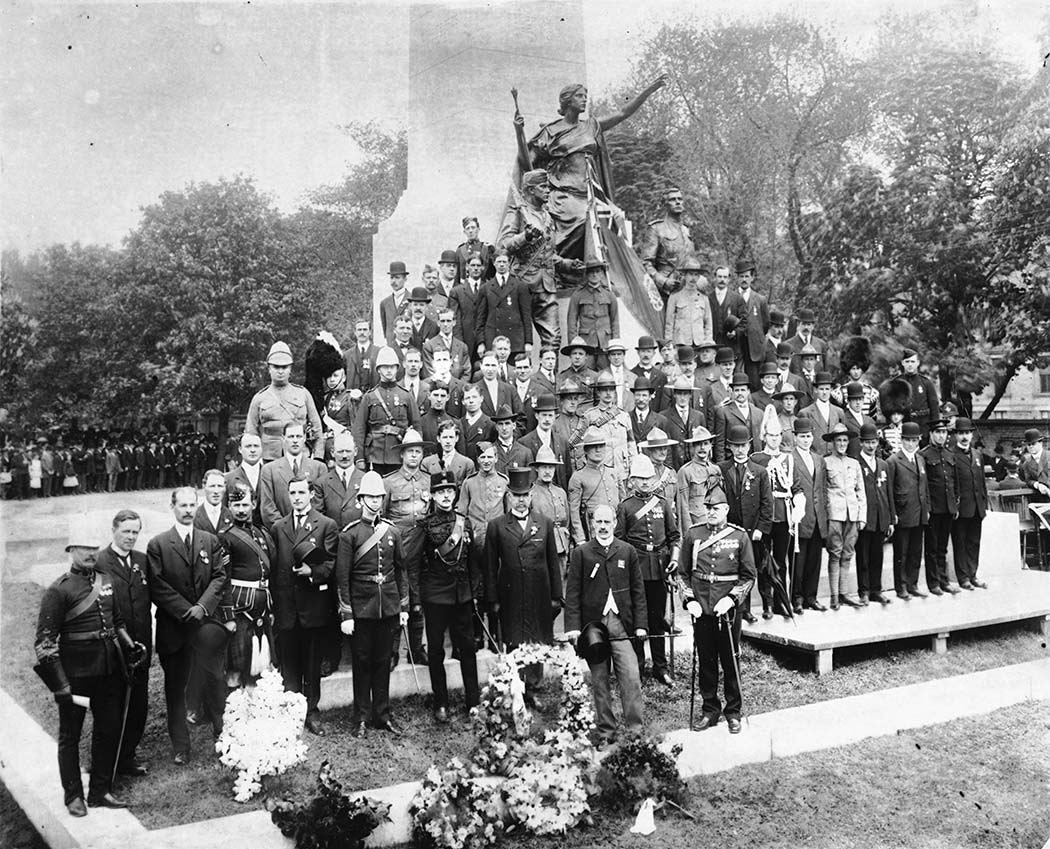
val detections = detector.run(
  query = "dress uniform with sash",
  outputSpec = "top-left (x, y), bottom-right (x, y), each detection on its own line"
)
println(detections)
top-left (351, 347), bottom-right (420, 475)
top-left (678, 488), bottom-right (756, 731)
top-left (417, 471), bottom-right (481, 719)
top-left (219, 517), bottom-right (276, 686)
top-left (615, 455), bottom-right (680, 684)
top-left (336, 471), bottom-right (408, 734)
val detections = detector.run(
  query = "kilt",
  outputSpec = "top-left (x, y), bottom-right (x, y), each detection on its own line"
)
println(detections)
top-left (227, 584), bottom-right (274, 681)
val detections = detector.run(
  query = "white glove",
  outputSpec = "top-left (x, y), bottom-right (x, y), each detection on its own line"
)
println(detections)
top-left (399, 611), bottom-right (409, 627)
top-left (340, 619), bottom-right (355, 636)
top-left (563, 630), bottom-right (581, 644)
top-left (713, 596), bottom-right (734, 616)
top-left (686, 601), bottom-right (702, 620)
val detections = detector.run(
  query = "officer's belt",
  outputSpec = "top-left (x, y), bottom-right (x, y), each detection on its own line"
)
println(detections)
top-left (696, 574), bottom-right (739, 583)
top-left (231, 579), bottom-right (268, 589)
top-left (772, 490), bottom-right (792, 498)
top-left (63, 628), bottom-right (116, 642)
top-left (377, 425), bottom-right (404, 436)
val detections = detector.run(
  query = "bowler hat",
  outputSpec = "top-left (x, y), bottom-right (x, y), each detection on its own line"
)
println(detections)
top-left (901, 422), bottom-right (923, 440)
top-left (735, 259), bottom-right (756, 274)
top-left (577, 620), bottom-right (611, 664)
top-left (845, 382), bottom-right (865, 400)
top-left (954, 417), bottom-right (975, 433)
top-left (859, 423), bottom-right (879, 440)
top-left (727, 425), bottom-right (751, 444)
top-left (775, 342), bottom-right (794, 358)
top-left (695, 339), bottom-right (718, 351)
top-left (730, 372), bottom-right (750, 387)
top-left (715, 347), bottom-right (736, 365)
top-left (532, 393), bottom-right (557, 413)
top-left (793, 419), bottom-right (814, 435)
top-left (491, 405), bottom-right (519, 423)
top-left (389, 260), bottom-right (408, 276)
top-left (813, 371), bottom-right (834, 387)
top-left (769, 309), bottom-right (786, 327)
top-left (430, 470), bottom-right (458, 492)
top-left (1024, 428), bottom-right (1045, 443)
top-left (636, 335), bottom-right (659, 351)
top-left (822, 422), bottom-right (851, 442)
top-left (439, 250), bottom-right (458, 264)
top-left (759, 362), bottom-right (779, 377)
top-left (795, 308), bottom-right (817, 323)
top-left (506, 466), bottom-right (534, 495)
top-left (723, 314), bottom-right (741, 333)
top-left (407, 286), bottom-right (431, 303)
top-left (677, 345), bottom-right (696, 363)
top-left (633, 376), bottom-right (653, 393)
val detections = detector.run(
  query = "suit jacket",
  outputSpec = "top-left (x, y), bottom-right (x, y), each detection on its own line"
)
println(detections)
top-left (193, 503), bottom-right (235, 537)
top-left (859, 454), bottom-right (892, 533)
top-left (886, 452), bottom-right (930, 527)
top-left (736, 290), bottom-right (770, 363)
top-left (379, 292), bottom-right (410, 341)
top-left (408, 316), bottom-right (439, 352)
top-left (475, 274), bottom-right (531, 352)
top-left (517, 428), bottom-right (572, 490)
top-left (663, 405), bottom-right (705, 470)
top-left (95, 545), bottom-right (153, 663)
top-left (270, 508), bottom-right (338, 630)
top-left (447, 280), bottom-right (483, 356)
top-left (842, 410), bottom-right (877, 460)
top-left (786, 334), bottom-right (831, 372)
top-left (458, 413), bottom-right (497, 462)
top-left (320, 466), bottom-right (365, 529)
top-left (712, 402), bottom-right (764, 463)
top-left (719, 459), bottom-right (774, 535)
top-left (953, 445), bottom-right (988, 520)
top-left (225, 463), bottom-right (264, 524)
top-left (708, 288), bottom-right (745, 350)
top-left (564, 537), bottom-right (647, 635)
top-left (630, 365), bottom-right (668, 402)
top-left (629, 408), bottom-right (669, 444)
top-left (147, 526), bottom-right (227, 656)
top-left (475, 378), bottom-right (521, 419)
top-left (702, 378), bottom-right (733, 426)
top-left (791, 449), bottom-right (828, 540)
top-left (346, 343), bottom-right (381, 393)
top-left (799, 401), bottom-right (847, 455)
top-left (421, 451), bottom-right (476, 485)
top-left (259, 455), bottom-right (330, 531)
top-left (422, 334), bottom-right (471, 380)
top-left (1018, 450), bottom-right (1050, 495)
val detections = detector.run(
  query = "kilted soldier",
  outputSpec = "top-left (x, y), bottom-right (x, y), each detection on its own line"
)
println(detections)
top-left (417, 471), bottom-right (482, 722)
top-left (615, 454), bottom-right (680, 686)
top-left (568, 427), bottom-right (621, 546)
top-left (220, 482), bottom-right (276, 688)
top-left (678, 486), bottom-right (756, 734)
top-left (34, 518), bottom-right (146, 815)
top-left (351, 346), bottom-right (420, 475)
top-left (337, 471), bottom-right (409, 738)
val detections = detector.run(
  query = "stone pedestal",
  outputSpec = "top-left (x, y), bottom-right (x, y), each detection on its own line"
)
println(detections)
top-left (372, 0), bottom-right (585, 333)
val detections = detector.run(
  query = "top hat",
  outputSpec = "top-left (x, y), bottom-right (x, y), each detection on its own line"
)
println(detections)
top-left (577, 620), bottom-right (611, 664)
top-left (293, 537), bottom-right (330, 567)
top-left (727, 424), bottom-right (752, 444)
top-left (506, 466), bottom-right (535, 495)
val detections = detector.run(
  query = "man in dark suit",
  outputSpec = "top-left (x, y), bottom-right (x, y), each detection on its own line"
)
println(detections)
top-left (474, 252), bottom-right (531, 358)
top-left (517, 394), bottom-right (572, 490)
top-left (733, 260), bottom-right (770, 388)
top-left (886, 422), bottom-right (931, 599)
top-left (785, 307), bottom-right (832, 373)
top-left (708, 265), bottom-right (745, 351)
top-left (474, 351), bottom-right (521, 418)
top-left (94, 510), bottom-right (152, 778)
top-left (422, 309), bottom-right (471, 379)
top-left (225, 432), bottom-right (264, 526)
top-left (663, 377), bottom-right (705, 471)
top-left (798, 372), bottom-right (846, 454)
top-left (406, 287), bottom-right (440, 351)
top-left (259, 423), bottom-right (329, 531)
top-left (631, 336), bottom-right (667, 401)
top-left (378, 260), bottom-right (410, 341)
top-left (629, 377), bottom-right (668, 445)
top-left (447, 251), bottom-right (484, 361)
top-left (951, 419), bottom-right (989, 590)
top-left (842, 382), bottom-right (878, 459)
top-left (712, 374), bottom-right (764, 463)
top-left (564, 503), bottom-right (648, 742)
top-left (194, 468), bottom-right (235, 536)
top-left (320, 431), bottom-right (364, 529)
top-left (147, 487), bottom-right (228, 763)
top-left (271, 476), bottom-right (339, 735)
top-left (345, 318), bottom-right (381, 394)
top-left (719, 424), bottom-right (774, 624)
top-left (856, 423), bottom-right (893, 604)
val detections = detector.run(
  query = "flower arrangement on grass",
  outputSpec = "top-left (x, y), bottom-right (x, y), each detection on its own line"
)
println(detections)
top-left (411, 643), bottom-right (599, 848)
top-left (215, 667), bottom-right (309, 801)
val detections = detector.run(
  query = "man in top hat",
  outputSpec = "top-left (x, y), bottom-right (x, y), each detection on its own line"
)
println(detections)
top-left (352, 346), bottom-right (421, 476)
top-left (475, 251), bottom-right (532, 358)
top-left (664, 376), bottom-right (706, 471)
top-left (799, 371), bottom-right (846, 455)
top-left (664, 255), bottom-right (714, 348)
top-left (898, 348), bottom-right (940, 443)
top-left (616, 455), bottom-right (680, 686)
top-left (719, 424), bottom-right (773, 624)
top-left (271, 475), bottom-right (338, 735)
top-left (951, 418), bottom-right (989, 589)
top-left (842, 382), bottom-right (877, 459)
top-left (423, 309), bottom-right (471, 380)
top-left (676, 425), bottom-right (720, 532)
top-left (416, 470), bottom-right (482, 722)
top-left (406, 287), bottom-right (439, 351)
top-left (712, 373), bottom-right (764, 464)
top-left (246, 341), bottom-right (325, 462)
top-left (822, 422), bottom-right (867, 609)
top-left (631, 335), bottom-right (668, 402)
top-left (581, 371), bottom-right (636, 493)
top-left (708, 265), bottom-right (745, 351)
top-left (568, 427), bottom-right (621, 546)
top-left (558, 336), bottom-right (598, 398)
top-left (856, 423), bottom-right (893, 605)
top-left (750, 362), bottom-right (780, 412)
top-left (446, 250), bottom-right (483, 361)
top-left (1018, 428), bottom-right (1050, 500)
top-left (35, 517), bottom-right (146, 815)
top-left (380, 260), bottom-right (412, 341)
top-left (567, 259), bottom-right (620, 369)
top-left (383, 428), bottom-right (432, 666)
top-left (785, 307), bottom-right (830, 373)
top-left (789, 418), bottom-right (829, 612)
top-left (919, 418), bottom-right (960, 595)
top-left (702, 347), bottom-right (738, 421)
top-left (640, 427), bottom-right (680, 504)
top-left (259, 422), bottom-right (329, 531)
top-left (529, 446), bottom-right (571, 576)
top-left (518, 393), bottom-right (572, 489)
top-left (337, 471), bottom-right (408, 737)
top-left (455, 216), bottom-right (496, 284)
top-left (886, 421), bottom-right (931, 599)
top-left (485, 467), bottom-right (562, 700)
top-left (733, 259), bottom-right (770, 388)
top-left (491, 405), bottom-right (532, 473)
top-left (639, 186), bottom-right (696, 297)
top-left (629, 376), bottom-right (669, 445)
top-left (148, 487), bottom-right (228, 763)
top-left (497, 168), bottom-right (578, 349)
top-left (678, 486), bottom-right (756, 733)
top-left (605, 338), bottom-right (637, 411)
top-left (564, 503), bottom-right (648, 742)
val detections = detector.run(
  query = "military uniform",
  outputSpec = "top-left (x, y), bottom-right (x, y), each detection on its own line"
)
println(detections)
top-left (245, 383), bottom-right (324, 462)
top-left (351, 381), bottom-right (420, 474)
top-left (219, 520), bottom-right (275, 684)
top-left (639, 216), bottom-right (696, 296)
top-left (920, 442), bottom-right (958, 592)
top-left (384, 467), bottom-right (430, 660)
top-left (650, 464), bottom-right (678, 505)
top-left (497, 200), bottom-right (564, 349)
top-left (899, 372), bottom-right (940, 442)
top-left (567, 463), bottom-right (620, 546)
top-left (35, 564), bottom-right (126, 806)
top-left (676, 459), bottom-right (722, 535)
top-left (530, 479), bottom-right (571, 574)
top-left (567, 285), bottom-right (619, 364)
top-left (336, 517), bottom-right (407, 727)
top-left (581, 404), bottom-right (635, 494)
top-left (678, 521), bottom-right (756, 722)
top-left (616, 492), bottom-right (680, 677)
top-left (554, 409), bottom-right (588, 471)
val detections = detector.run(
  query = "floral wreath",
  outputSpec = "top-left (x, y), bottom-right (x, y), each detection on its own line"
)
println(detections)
top-left (412, 643), bottom-right (598, 848)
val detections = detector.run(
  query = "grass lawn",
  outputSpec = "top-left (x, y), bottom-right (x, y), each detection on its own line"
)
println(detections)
top-left (3, 577), bottom-right (1048, 833)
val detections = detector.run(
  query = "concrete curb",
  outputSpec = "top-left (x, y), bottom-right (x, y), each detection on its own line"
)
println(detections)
top-left (4, 658), bottom-right (1050, 849)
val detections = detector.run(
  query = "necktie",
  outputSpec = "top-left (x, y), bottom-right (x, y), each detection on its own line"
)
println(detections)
top-left (341, 471), bottom-right (349, 490)
top-left (184, 532), bottom-right (192, 554)
top-left (122, 554), bottom-right (132, 574)
top-left (293, 458), bottom-right (300, 477)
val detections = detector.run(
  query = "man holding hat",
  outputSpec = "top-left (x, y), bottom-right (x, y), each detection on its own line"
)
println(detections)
top-left (898, 348), bottom-right (940, 442)
top-left (639, 186), bottom-right (696, 297)
top-left (886, 422), bottom-right (931, 599)
top-left (733, 259), bottom-right (770, 389)
top-left (568, 427), bottom-right (621, 546)
top-left (35, 517), bottom-right (146, 815)
top-left (567, 259), bottom-right (620, 368)
top-left (529, 446), bottom-right (571, 576)
top-left (708, 265), bottom-right (745, 352)
top-left (271, 475), bottom-right (338, 735)
top-left (785, 307), bottom-right (830, 373)
top-left (631, 335), bottom-right (668, 400)
top-left (379, 260), bottom-right (411, 341)
top-left (629, 376), bottom-right (669, 445)
top-left (712, 373), bottom-right (763, 464)
top-left (351, 346), bottom-right (420, 476)
top-left (581, 370), bottom-right (636, 492)
top-left (475, 251), bottom-right (532, 359)
top-left (678, 486), bottom-right (757, 733)
top-left (790, 419), bottom-right (829, 612)
top-left (664, 377), bottom-right (706, 471)
top-left (857, 423), bottom-right (894, 605)
top-left (417, 470), bottom-right (482, 722)
top-left (565, 503), bottom-right (648, 742)
top-left (664, 255), bottom-right (714, 347)
top-left (383, 428), bottom-right (433, 666)
top-left (617, 455), bottom-right (680, 685)
top-left (640, 427), bottom-right (680, 504)
top-left (245, 341), bottom-right (325, 462)
top-left (823, 422), bottom-right (867, 609)
top-left (919, 418), bottom-right (960, 595)
top-left (799, 371), bottom-right (846, 455)
top-left (337, 471), bottom-right (409, 737)
top-left (951, 418), bottom-right (989, 588)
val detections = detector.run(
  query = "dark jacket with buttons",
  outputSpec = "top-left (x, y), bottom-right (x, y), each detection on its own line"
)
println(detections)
top-left (336, 517), bottom-right (407, 620)
top-left (615, 493), bottom-right (680, 581)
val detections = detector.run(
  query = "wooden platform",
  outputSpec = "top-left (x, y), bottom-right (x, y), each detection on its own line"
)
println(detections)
top-left (742, 512), bottom-right (1050, 674)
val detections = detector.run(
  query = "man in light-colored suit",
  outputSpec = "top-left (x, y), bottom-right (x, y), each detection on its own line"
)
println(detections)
top-left (319, 432), bottom-right (365, 530)
top-left (259, 423), bottom-right (328, 531)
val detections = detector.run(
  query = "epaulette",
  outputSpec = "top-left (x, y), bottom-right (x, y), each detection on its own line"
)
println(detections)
top-left (495, 471), bottom-right (509, 480)
top-left (728, 523), bottom-right (746, 533)
top-left (289, 382), bottom-right (305, 389)
top-left (341, 519), bottom-right (362, 533)
top-left (382, 470), bottom-right (400, 479)
top-left (647, 219), bottom-right (663, 226)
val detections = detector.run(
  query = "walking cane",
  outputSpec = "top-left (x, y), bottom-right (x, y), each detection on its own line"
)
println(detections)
top-left (668, 579), bottom-right (677, 677)
top-left (402, 624), bottom-right (423, 695)
top-left (688, 623), bottom-right (697, 731)
top-left (719, 608), bottom-right (748, 729)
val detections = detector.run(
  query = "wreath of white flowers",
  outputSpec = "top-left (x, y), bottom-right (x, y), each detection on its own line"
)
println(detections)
top-left (412, 643), bottom-right (599, 848)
